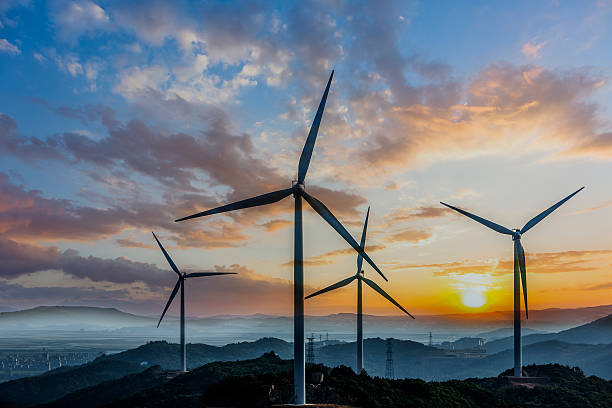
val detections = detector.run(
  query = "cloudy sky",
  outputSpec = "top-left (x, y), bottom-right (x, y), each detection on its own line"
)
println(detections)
top-left (1, 0), bottom-right (611, 318)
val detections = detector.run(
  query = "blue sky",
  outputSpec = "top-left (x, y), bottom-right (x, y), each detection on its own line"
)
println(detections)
top-left (1, 0), bottom-right (611, 317)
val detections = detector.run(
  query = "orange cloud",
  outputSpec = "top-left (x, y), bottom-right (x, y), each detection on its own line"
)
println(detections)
top-left (521, 40), bottom-right (546, 58)
top-left (280, 244), bottom-right (386, 267)
top-left (115, 237), bottom-right (154, 249)
top-left (393, 249), bottom-right (612, 277)
top-left (332, 62), bottom-right (609, 182)
top-left (384, 229), bottom-right (432, 244)
top-left (259, 219), bottom-right (292, 232)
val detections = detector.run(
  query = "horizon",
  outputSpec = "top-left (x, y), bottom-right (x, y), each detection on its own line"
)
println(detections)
top-left (1, 1), bottom-right (612, 320)
top-left (6, 303), bottom-right (612, 319)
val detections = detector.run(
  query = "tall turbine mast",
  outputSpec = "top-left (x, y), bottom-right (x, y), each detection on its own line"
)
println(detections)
top-left (152, 232), bottom-right (236, 372)
top-left (441, 186), bottom-right (583, 377)
top-left (305, 207), bottom-right (414, 373)
top-left (175, 71), bottom-right (386, 403)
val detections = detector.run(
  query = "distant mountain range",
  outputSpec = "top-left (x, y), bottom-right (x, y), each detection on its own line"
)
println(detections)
top-left (2, 305), bottom-right (612, 344)
top-left (0, 306), bottom-right (154, 330)
top-left (485, 313), bottom-right (612, 354)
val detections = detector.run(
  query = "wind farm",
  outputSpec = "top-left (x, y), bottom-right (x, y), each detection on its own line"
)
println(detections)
top-left (1, 1), bottom-right (611, 407)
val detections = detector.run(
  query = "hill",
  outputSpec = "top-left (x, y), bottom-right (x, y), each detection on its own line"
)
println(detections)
top-left (486, 313), bottom-right (612, 354)
top-left (0, 359), bottom-right (143, 407)
top-left (0, 338), bottom-right (293, 406)
top-left (11, 354), bottom-right (609, 408)
top-left (0, 306), bottom-right (154, 330)
top-left (34, 365), bottom-right (169, 408)
top-left (2, 340), bottom-right (612, 407)
top-left (65, 352), bottom-right (292, 408)
top-left (202, 360), bottom-right (612, 407)
top-left (100, 337), bottom-right (293, 369)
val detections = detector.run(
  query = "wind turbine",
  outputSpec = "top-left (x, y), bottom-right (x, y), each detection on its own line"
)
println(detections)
top-left (441, 187), bottom-right (584, 377)
top-left (305, 206), bottom-right (414, 373)
top-left (152, 232), bottom-right (236, 373)
top-left (174, 71), bottom-right (386, 404)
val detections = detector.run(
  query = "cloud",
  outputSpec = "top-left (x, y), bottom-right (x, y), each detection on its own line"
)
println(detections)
top-left (0, 241), bottom-right (306, 315)
top-left (0, 110), bottom-right (282, 194)
top-left (580, 281), bottom-right (612, 291)
top-left (280, 244), bottom-right (386, 267)
top-left (33, 52), bottom-right (45, 62)
top-left (386, 206), bottom-right (451, 224)
top-left (569, 132), bottom-right (612, 158)
top-left (0, 237), bottom-right (168, 287)
top-left (394, 250), bottom-right (612, 277)
top-left (0, 106), bottom-right (365, 247)
top-left (521, 39), bottom-right (546, 58)
top-left (0, 38), bottom-right (20, 55)
top-left (384, 229), bottom-right (432, 244)
top-left (259, 219), bottom-right (292, 232)
top-left (569, 200), bottom-right (612, 215)
top-left (115, 237), bottom-right (154, 249)
top-left (0, 171), bottom-right (251, 248)
top-left (352, 62), bottom-right (607, 176)
top-left (32, 99), bottom-right (119, 128)
top-left (50, 0), bottom-right (110, 40)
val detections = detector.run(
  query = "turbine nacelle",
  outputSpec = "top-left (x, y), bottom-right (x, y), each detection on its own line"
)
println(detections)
top-left (292, 181), bottom-right (305, 195)
top-left (512, 229), bottom-right (522, 241)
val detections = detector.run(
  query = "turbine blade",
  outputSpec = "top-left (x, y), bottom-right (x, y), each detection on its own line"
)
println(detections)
top-left (356, 206), bottom-right (370, 274)
top-left (297, 70), bottom-right (334, 184)
top-left (185, 272), bottom-right (237, 278)
top-left (305, 275), bottom-right (357, 299)
top-left (175, 188), bottom-right (293, 222)
top-left (361, 277), bottom-right (415, 319)
top-left (302, 191), bottom-right (388, 281)
top-left (440, 202), bottom-right (514, 235)
top-left (517, 240), bottom-right (528, 319)
top-left (152, 232), bottom-right (180, 276)
top-left (520, 187), bottom-right (585, 234)
top-left (157, 279), bottom-right (181, 328)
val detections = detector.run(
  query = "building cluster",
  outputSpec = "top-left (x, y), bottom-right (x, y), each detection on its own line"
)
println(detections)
top-left (0, 350), bottom-right (97, 381)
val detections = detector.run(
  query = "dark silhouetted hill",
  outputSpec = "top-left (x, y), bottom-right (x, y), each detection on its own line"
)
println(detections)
top-left (203, 361), bottom-right (612, 407)
top-left (34, 365), bottom-right (169, 408)
top-left (99, 337), bottom-right (292, 369)
top-left (100, 352), bottom-right (292, 408)
top-left (0, 359), bottom-right (142, 407)
top-left (3, 350), bottom-right (612, 407)
top-left (0, 339), bottom-right (293, 407)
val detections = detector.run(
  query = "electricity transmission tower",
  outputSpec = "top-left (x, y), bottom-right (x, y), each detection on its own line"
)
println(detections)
top-left (385, 338), bottom-right (394, 379)
top-left (306, 334), bottom-right (315, 365)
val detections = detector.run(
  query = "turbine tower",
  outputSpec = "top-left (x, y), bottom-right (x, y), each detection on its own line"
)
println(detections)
top-left (174, 71), bottom-right (386, 404)
top-left (441, 187), bottom-right (583, 377)
top-left (306, 207), bottom-right (414, 373)
top-left (152, 232), bottom-right (236, 372)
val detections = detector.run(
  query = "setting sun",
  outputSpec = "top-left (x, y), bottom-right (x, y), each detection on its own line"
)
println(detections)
top-left (461, 290), bottom-right (487, 308)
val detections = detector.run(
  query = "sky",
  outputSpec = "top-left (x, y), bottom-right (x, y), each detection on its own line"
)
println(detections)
top-left (1, 0), bottom-right (612, 318)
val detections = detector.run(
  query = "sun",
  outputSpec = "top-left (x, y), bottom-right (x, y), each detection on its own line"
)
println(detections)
top-left (461, 289), bottom-right (486, 308)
